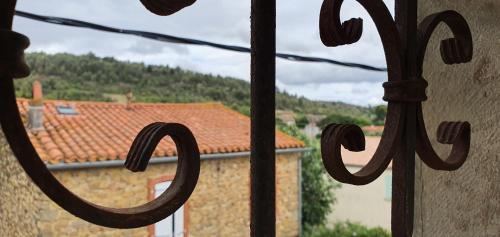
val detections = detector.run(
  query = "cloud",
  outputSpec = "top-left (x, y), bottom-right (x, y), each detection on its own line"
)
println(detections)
top-left (13, 0), bottom-right (394, 106)
top-left (277, 80), bottom-right (386, 106)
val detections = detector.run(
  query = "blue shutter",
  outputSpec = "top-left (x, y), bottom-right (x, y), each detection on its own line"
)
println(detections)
top-left (385, 174), bottom-right (392, 201)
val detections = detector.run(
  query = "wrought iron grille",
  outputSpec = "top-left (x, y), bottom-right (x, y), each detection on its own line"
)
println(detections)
top-left (0, 0), bottom-right (472, 236)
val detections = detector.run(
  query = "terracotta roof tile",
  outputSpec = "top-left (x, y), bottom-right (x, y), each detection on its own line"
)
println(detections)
top-left (18, 99), bottom-right (305, 164)
top-left (361, 125), bottom-right (384, 133)
top-left (340, 136), bottom-right (391, 169)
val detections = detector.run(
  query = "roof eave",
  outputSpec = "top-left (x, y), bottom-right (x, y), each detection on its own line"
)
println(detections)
top-left (46, 147), bottom-right (311, 171)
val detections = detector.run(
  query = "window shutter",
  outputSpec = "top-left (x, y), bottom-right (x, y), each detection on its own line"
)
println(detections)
top-left (153, 180), bottom-right (185, 237)
top-left (174, 205), bottom-right (184, 236)
top-left (155, 181), bottom-right (173, 237)
top-left (385, 174), bottom-right (392, 201)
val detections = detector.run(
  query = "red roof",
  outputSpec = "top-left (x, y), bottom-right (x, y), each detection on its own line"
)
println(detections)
top-left (341, 136), bottom-right (391, 169)
top-left (361, 125), bottom-right (384, 133)
top-left (17, 99), bottom-right (304, 164)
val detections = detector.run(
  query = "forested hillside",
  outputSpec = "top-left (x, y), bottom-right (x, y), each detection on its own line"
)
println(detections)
top-left (15, 52), bottom-right (374, 119)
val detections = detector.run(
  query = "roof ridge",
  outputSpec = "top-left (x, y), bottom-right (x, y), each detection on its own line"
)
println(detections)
top-left (18, 97), bottom-right (226, 107)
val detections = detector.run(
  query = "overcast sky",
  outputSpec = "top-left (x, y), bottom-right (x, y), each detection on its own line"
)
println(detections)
top-left (13, 0), bottom-right (395, 106)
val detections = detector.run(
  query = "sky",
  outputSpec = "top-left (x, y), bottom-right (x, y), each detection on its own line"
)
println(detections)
top-left (13, 0), bottom-right (395, 106)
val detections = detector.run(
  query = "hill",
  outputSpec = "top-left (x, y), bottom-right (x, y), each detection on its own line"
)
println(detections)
top-left (14, 52), bottom-right (374, 119)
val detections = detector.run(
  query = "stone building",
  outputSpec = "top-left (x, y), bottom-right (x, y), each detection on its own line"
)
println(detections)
top-left (1, 92), bottom-right (306, 236)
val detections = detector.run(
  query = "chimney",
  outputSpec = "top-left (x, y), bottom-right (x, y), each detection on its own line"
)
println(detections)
top-left (28, 80), bottom-right (44, 131)
top-left (125, 90), bottom-right (134, 110)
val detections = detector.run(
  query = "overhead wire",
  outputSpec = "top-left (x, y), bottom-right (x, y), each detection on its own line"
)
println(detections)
top-left (15, 10), bottom-right (387, 72)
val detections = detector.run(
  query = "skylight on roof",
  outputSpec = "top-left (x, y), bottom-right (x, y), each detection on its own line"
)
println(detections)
top-left (56, 105), bottom-right (78, 115)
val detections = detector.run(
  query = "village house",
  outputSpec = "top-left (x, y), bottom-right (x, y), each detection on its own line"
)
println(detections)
top-left (0, 82), bottom-right (307, 237)
top-left (327, 136), bottom-right (391, 230)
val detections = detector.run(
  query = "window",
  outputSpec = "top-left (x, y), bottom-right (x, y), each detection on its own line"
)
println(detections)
top-left (385, 174), bottom-right (392, 201)
top-left (56, 105), bottom-right (78, 115)
top-left (151, 179), bottom-right (185, 237)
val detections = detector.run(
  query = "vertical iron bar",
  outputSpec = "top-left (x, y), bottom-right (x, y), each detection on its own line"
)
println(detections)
top-left (393, 0), bottom-right (417, 236)
top-left (250, 0), bottom-right (276, 236)
top-left (0, 0), bottom-right (16, 30)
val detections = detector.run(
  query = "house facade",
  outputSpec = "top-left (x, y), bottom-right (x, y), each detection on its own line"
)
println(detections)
top-left (1, 89), bottom-right (306, 236)
top-left (327, 136), bottom-right (392, 230)
top-left (39, 150), bottom-right (302, 237)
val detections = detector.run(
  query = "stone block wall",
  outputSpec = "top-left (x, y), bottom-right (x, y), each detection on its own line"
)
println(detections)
top-left (9, 153), bottom-right (301, 236)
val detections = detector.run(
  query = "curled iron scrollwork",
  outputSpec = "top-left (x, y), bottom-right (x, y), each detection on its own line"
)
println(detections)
top-left (417, 10), bottom-right (473, 71)
top-left (140, 0), bottom-right (196, 16)
top-left (319, 0), bottom-right (404, 186)
top-left (319, 1), bottom-right (473, 186)
top-left (415, 10), bottom-right (473, 171)
top-left (0, 29), bottom-right (30, 78)
top-left (0, 0), bottom-right (200, 229)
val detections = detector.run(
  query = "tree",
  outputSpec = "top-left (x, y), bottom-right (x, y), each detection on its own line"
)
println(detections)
top-left (306, 221), bottom-right (390, 237)
top-left (277, 123), bottom-right (339, 229)
top-left (372, 104), bottom-right (387, 125)
top-left (14, 52), bottom-right (374, 119)
top-left (317, 113), bottom-right (371, 129)
top-left (295, 114), bottom-right (309, 129)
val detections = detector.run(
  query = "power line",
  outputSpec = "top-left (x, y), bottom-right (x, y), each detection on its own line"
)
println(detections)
top-left (15, 10), bottom-right (387, 72)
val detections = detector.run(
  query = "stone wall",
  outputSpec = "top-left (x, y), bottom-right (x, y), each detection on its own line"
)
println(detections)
top-left (0, 130), bottom-right (42, 237)
top-left (415, 1), bottom-right (500, 236)
top-left (34, 153), bottom-right (301, 237)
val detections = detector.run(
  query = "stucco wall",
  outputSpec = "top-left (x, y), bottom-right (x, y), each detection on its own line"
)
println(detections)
top-left (415, 1), bottom-right (500, 236)
top-left (33, 153), bottom-right (301, 237)
top-left (0, 130), bottom-right (43, 237)
top-left (327, 167), bottom-right (392, 230)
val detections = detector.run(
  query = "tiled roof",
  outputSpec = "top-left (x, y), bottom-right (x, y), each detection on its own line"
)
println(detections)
top-left (17, 99), bottom-right (305, 164)
top-left (361, 125), bottom-right (384, 133)
top-left (341, 136), bottom-right (391, 169)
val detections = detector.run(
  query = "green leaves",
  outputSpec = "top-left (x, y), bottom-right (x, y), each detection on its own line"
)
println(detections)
top-left (371, 105), bottom-right (387, 126)
top-left (14, 52), bottom-right (374, 119)
top-left (317, 113), bottom-right (371, 129)
top-left (276, 123), bottom-right (339, 228)
top-left (306, 221), bottom-right (391, 237)
top-left (294, 113), bottom-right (309, 129)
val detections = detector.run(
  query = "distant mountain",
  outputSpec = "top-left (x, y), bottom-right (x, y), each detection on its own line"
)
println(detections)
top-left (14, 52), bottom-right (373, 119)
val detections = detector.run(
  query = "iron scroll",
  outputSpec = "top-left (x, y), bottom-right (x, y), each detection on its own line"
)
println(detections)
top-left (0, 0), bottom-right (200, 229)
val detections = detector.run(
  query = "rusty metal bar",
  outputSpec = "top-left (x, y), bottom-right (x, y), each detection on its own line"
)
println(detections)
top-left (0, 0), bottom-right (16, 30)
top-left (0, 0), bottom-right (203, 229)
top-left (318, 1), bottom-right (472, 237)
top-left (1, 0), bottom-right (474, 235)
top-left (250, 0), bottom-right (276, 236)
top-left (392, 0), bottom-right (417, 236)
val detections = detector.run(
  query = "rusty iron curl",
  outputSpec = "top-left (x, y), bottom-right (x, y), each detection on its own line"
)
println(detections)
top-left (319, 0), bottom-right (472, 185)
top-left (415, 10), bottom-right (473, 171)
top-left (0, 0), bottom-right (200, 229)
top-left (320, 0), bottom-right (404, 186)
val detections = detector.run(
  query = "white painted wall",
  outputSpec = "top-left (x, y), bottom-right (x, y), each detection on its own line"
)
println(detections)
top-left (327, 166), bottom-right (392, 230)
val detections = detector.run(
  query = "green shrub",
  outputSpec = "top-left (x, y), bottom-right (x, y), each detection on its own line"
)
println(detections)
top-left (371, 105), bottom-right (387, 126)
top-left (277, 123), bottom-right (339, 228)
top-left (295, 114), bottom-right (309, 129)
top-left (317, 113), bottom-right (371, 129)
top-left (15, 52), bottom-right (374, 119)
top-left (305, 222), bottom-right (390, 237)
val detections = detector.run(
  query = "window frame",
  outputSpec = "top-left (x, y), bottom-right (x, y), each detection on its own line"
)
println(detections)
top-left (148, 175), bottom-right (190, 237)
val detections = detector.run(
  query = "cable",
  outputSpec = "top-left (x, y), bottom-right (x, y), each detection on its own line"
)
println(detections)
top-left (15, 10), bottom-right (387, 72)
